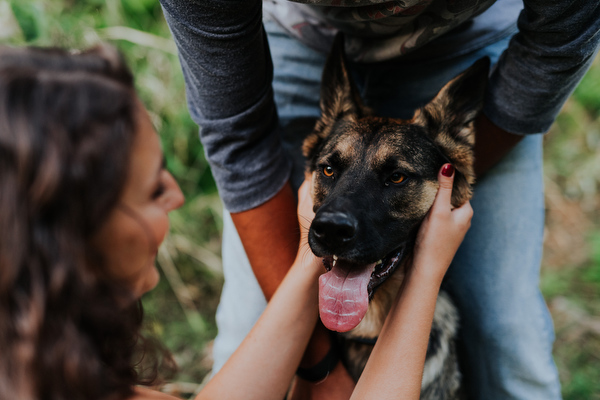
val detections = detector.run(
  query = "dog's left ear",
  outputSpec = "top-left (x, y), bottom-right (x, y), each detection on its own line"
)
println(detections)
top-left (413, 57), bottom-right (490, 206)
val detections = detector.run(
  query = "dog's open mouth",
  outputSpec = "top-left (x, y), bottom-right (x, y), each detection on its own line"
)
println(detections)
top-left (318, 243), bottom-right (408, 332)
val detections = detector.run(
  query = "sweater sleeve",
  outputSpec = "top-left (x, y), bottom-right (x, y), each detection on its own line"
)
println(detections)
top-left (484, 0), bottom-right (600, 135)
top-left (160, 0), bottom-right (292, 212)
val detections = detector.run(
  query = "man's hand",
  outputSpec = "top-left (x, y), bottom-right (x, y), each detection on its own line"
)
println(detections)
top-left (474, 113), bottom-right (523, 177)
top-left (288, 361), bottom-right (355, 400)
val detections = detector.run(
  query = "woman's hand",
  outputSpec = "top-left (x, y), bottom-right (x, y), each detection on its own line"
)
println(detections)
top-left (350, 163), bottom-right (473, 400)
top-left (294, 177), bottom-right (324, 276)
top-left (412, 163), bottom-right (473, 284)
top-left (297, 177), bottom-right (315, 240)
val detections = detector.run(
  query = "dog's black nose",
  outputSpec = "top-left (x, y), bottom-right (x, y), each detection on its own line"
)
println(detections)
top-left (311, 211), bottom-right (358, 250)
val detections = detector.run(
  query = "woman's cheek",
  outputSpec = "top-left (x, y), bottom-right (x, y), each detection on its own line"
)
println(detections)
top-left (150, 208), bottom-right (171, 250)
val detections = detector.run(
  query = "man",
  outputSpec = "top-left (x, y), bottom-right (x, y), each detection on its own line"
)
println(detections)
top-left (159, 1), bottom-right (600, 398)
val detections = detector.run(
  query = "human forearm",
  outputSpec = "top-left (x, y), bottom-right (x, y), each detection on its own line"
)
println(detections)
top-left (162, 0), bottom-right (302, 299)
top-left (474, 0), bottom-right (600, 176)
top-left (484, 0), bottom-right (600, 135)
top-left (351, 165), bottom-right (472, 399)
top-left (198, 249), bottom-right (322, 400)
top-left (198, 181), bottom-right (323, 400)
top-left (231, 181), bottom-right (300, 299)
top-left (160, 0), bottom-right (343, 392)
top-left (161, 0), bottom-right (290, 212)
top-left (232, 182), bottom-right (341, 374)
top-left (350, 267), bottom-right (442, 400)
top-left (473, 113), bottom-right (522, 177)
top-left (232, 180), bottom-right (354, 399)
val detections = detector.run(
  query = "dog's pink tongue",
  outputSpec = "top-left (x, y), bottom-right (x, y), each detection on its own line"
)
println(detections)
top-left (319, 261), bottom-right (376, 332)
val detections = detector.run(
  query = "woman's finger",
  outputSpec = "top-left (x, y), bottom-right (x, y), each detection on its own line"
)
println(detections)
top-left (297, 178), bottom-right (315, 237)
top-left (431, 163), bottom-right (455, 212)
top-left (452, 199), bottom-right (473, 226)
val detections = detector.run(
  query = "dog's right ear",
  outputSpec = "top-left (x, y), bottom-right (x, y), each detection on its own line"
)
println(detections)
top-left (303, 34), bottom-right (369, 164)
top-left (413, 57), bottom-right (490, 206)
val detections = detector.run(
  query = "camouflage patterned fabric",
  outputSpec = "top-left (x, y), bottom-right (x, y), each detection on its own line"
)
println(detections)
top-left (264, 0), bottom-right (497, 62)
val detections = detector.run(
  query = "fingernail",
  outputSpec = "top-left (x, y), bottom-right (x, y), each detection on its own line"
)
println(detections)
top-left (441, 164), bottom-right (454, 177)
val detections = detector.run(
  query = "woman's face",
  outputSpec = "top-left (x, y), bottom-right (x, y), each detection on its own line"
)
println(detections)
top-left (92, 103), bottom-right (184, 298)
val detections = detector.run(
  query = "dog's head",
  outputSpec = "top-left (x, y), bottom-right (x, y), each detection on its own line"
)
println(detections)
top-left (303, 35), bottom-right (488, 332)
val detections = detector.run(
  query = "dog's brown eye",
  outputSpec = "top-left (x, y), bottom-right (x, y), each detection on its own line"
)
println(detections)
top-left (323, 165), bottom-right (334, 177)
top-left (390, 173), bottom-right (406, 184)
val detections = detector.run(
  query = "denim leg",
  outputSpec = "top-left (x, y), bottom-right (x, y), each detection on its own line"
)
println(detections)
top-left (351, 36), bottom-right (561, 399)
top-left (268, 20), bottom-right (327, 191)
top-left (445, 135), bottom-right (562, 400)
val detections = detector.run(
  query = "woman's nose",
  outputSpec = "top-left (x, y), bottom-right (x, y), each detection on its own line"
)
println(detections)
top-left (165, 173), bottom-right (185, 211)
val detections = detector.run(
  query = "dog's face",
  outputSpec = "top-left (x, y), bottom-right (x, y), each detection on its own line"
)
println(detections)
top-left (303, 35), bottom-right (489, 332)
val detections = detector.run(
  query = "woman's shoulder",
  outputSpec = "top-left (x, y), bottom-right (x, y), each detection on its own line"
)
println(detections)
top-left (127, 387), bottom-right (181, 400)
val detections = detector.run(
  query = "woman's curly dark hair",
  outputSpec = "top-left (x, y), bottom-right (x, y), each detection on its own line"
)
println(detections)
top-left (0, 45), bottom-right (173, 400)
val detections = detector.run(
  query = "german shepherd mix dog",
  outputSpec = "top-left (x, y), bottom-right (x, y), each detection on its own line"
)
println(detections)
top-left (303, 35), bottom-right (489, 399)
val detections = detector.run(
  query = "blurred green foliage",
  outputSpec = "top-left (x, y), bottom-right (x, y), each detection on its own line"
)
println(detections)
top-left (542, 57), bottom-right (600, 399)
top-left (2, 0), bottom-right (599, 397)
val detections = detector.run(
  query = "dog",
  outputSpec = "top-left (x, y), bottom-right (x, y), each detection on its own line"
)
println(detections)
top-left (303, 35), bottom-right (489, 399)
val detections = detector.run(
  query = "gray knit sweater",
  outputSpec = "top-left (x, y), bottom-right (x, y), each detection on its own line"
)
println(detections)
top-left (160, 0), bottom-right (600, 212)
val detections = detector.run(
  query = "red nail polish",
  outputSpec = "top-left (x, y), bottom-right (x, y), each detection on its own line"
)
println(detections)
top-left (441, 164), bottom-right (454, 177)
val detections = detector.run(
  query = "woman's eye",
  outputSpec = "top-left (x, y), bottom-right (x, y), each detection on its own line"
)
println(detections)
top-left (152, 183), bottom-right (166, 199)
top-left (323, 165), bottom-right (334, 178)
top-left (389, 173), bottom-right (406, 184)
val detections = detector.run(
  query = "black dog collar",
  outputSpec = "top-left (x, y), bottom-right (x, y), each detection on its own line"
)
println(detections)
top-left (296, 331), bottom-right (341, 382)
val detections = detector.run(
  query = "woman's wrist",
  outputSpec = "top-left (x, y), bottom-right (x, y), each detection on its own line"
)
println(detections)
top-left (293, 250), bottom-right (324, 280)
top-left (404, 258), bottom-right (446, 292)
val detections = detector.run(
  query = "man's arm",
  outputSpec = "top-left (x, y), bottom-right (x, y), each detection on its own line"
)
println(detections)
top-left (483, 1), bottom-right (600, 137)
top-left (473, 113), bottom-right (522, 177)
top-left (160, 0), bottom-right (290, 213)
top-left (476, 1), bottom-right (600, 177)
top-left (230, 182), bottom-right (299, 299)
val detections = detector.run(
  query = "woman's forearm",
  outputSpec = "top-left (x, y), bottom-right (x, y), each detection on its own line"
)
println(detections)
top-left (350, 266), bottom-right (442, 400)
top-left (196, 248), bottom-right (322, 400)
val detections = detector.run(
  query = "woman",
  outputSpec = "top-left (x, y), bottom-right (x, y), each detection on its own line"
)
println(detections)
top-left (0, 45), bottom-right (471, 400)
top-left (0, 44), bottom-right (183, 400)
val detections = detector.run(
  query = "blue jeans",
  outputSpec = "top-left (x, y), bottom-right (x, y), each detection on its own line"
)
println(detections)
top-left (213, 20), bottom-right (562, 400)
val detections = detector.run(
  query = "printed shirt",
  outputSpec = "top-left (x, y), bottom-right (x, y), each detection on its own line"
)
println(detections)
top-left (264, 0), bottom-right (503, 62)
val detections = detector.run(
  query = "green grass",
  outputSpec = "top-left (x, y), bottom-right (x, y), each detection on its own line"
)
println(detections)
top-left (542, 56), bottom-right (600, 399)
top-left (2, 1), bottom-right (600, 397)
